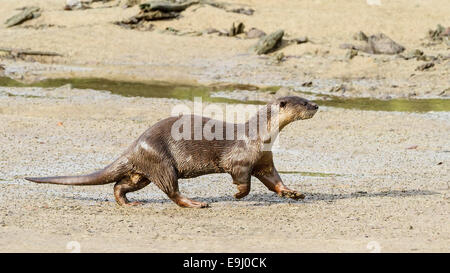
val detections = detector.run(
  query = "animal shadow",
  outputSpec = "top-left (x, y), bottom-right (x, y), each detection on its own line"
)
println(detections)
top-left (62, 189), bottom-right (438, 207)
top-left (194, 189), bottom-right (439, 206)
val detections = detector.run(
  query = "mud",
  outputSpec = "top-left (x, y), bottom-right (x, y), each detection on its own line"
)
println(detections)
top-left (0, 86), bottom-right (448, 252)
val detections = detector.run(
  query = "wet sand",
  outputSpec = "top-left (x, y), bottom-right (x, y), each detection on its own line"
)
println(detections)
top-left (0, 86), bottom-right (448, 252)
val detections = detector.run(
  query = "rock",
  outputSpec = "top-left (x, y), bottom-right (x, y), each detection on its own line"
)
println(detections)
top-left (438, 88), bottom-right (449, 97)
top-left (415, 62), bottom-right (434, 71)
top-left (119, 1), bottom-right (199, 26)
top-left (0, 64), bottom-right (4, 77)
top-left (401, 49), bottom-right (424, 60)
top-left (340, 32), bottom-right (405, 55)
top-left (229, 21), bottom-right (245, 37)
top-left (353, 31), bottom-right (368, 42)
top-left (416, 54), bottom-right (437, 62)
top-left (339, 43), bottom-right (356, 50)
top-left (143, 10), bottom-right (179, 20)
top-left (116, 20), bottom-right (154, 31)
top-left (274, 52), bottom-right (285, 63)
top-left (118, 9), bottom-right (178, 26)
top-left (203, 28), bottom-right (219, 35)
top-left (329, 84), bottom-right (346, 93)
top-left (301, 81), bottom-right (313, 87)
top-left (345, 49), bottom-right (358, 60)
top-left (428, 24), bottom-right (449, 41)
top-left (245, 28), bottom-right (266, 39)
top-left (139, 1), bottom-right (198, 12)
top-left (427, 24), bottom-right (450, 45)
top-left (163, 27), bottom-right (179, 34)
top-left (66, 0), bottom-right (81, 9)
top-left (291, 36), bottom-right (308, 44)
top-left (217, 29), bottom-right (230, 36)
top-left (400, 49), bottom-right (436, 62)
top-left (64, 0), bottom-right (92, 10)
top-left (436, 54), bottom-right (450, 61)
top-left (252, 29), bottom-right (284, 55)
top-left (179, 31), bottom-right (202, 37)
top-left (228, 8), bottom-right (254, 15)
top-left (121, 0), bottom-right (142, 8)
top-left (5, 6), bottom-right (41, 27)
top-left (367, 33), bottom-right (405, 54)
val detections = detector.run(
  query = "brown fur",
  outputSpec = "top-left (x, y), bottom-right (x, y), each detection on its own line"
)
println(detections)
top-left (25, 96), bottom-right (318, 208)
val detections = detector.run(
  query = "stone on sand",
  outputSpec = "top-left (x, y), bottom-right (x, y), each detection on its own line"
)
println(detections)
top-left (252, 29), bottom-right (284, 55)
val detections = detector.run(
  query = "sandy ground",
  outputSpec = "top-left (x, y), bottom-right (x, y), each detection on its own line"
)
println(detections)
top-left (0, 0), bottom-right (449, 252)
top-left (0, 86), bottom-right (449, 252)
top-left (0, 0), bottom-right (449, 98)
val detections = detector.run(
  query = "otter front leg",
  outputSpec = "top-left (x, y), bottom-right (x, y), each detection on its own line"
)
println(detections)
top-left (234, 183), bottom-right (250, 199)
top-left (114, 174), bottom-right (150, 206)
top-left (231, 172), bottom-right (251, 199)
top-left (254, 168), bottom-right (305, 200)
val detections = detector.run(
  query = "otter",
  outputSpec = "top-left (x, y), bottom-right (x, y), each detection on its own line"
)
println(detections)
top-left (25, 96), bottom-right (318, 208)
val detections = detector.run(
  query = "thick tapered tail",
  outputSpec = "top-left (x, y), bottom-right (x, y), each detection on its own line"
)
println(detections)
top-left (25, 157), bottom-right (130, 186)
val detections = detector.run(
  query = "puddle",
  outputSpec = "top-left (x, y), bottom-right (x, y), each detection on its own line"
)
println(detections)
top-left (316, 96), bottom-right (450, 112)
top-left (1, 77), bottom-right (449, 112)
top-left (0, 76), bottom-right (26, 87)
top-left (0, 77), bottom-right (267, 104)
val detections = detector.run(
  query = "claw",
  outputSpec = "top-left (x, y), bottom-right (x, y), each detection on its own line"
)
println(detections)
top-left (234, 184), bottom-right (250, 199)
top-left (234, 192), bottom-right (248, 199)
top-left (278, 190), bottom-right (305, 200)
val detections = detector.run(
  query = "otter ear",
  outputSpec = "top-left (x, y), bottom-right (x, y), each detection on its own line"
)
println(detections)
top-left (279, 101), bottom-right (287, 108)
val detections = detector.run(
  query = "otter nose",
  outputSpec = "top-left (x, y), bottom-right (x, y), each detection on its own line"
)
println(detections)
top-left (309, 103), bottom-right (319, 110)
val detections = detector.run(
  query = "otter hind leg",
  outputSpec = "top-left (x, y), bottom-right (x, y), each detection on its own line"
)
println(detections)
top-left (114, 173), bottom-right (150, 206)
top-left (169, 192), bottom-right (209, 208)
top-left (147, 163), bottom-right (209, 208)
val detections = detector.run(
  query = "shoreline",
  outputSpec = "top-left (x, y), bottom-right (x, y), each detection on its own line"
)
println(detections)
top-left (1, 0), bottom-right (449, 100)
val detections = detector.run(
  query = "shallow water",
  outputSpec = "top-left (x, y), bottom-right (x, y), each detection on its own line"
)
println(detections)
top-left (317, 96), bottom-right (450, 112)
top-left (1, 77), bottom-right (449, 112)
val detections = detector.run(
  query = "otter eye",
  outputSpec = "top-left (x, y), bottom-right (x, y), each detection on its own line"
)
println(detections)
top-left (301, 101), bottom-right (307, 106)
top-left (280, 101), bottom-right (287, 108)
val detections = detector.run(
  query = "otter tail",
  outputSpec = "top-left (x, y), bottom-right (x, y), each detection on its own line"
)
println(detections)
top-left (25, 157), bottom-right (130, 186)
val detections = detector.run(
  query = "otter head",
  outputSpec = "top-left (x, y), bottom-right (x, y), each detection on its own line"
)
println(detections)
top-left (272, 96), bottom-right (318, 128)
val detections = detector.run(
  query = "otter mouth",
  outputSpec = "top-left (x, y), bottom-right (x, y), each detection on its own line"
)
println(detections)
top-left (299, 109), bottom-right (318, 120)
